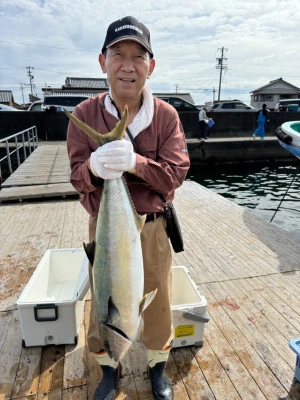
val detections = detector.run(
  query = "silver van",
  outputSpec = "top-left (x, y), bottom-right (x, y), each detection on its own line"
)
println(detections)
top-left (274, 98), bottom-right (300, 112)
top-left (42, 95), bottom-right (90, 112)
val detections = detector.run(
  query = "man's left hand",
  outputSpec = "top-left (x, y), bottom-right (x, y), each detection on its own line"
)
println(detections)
top-left (97, 139), bottom-right (137, 173)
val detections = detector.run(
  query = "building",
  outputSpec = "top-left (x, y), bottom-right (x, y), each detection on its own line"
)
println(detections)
top-left (42, 77), bottom-right (109, 97)
top-left (0, 90), bottom-right (18, 107)
top-left (41, 78), bottom-right (196, 104)
top-left (250, 78), bottom-right (300, 110)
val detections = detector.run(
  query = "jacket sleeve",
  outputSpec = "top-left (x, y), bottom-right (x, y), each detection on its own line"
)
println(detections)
top-left (133, 105), bottom-right (190, 197)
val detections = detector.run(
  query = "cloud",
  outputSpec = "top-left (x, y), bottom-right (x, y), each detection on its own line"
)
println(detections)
top-left (1, 0), bottom-right (300, 104)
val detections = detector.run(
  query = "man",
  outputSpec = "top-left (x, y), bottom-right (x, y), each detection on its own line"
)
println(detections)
top-left (252, 103), bottom-right (270, 140)
top-left (198, 106), bottom-right (210, 139)
top-left (67, 16), bottom-right (190, 400)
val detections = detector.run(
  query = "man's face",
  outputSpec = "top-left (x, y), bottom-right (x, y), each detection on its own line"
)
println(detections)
top-left (99, 40), bottom-right (155, 102)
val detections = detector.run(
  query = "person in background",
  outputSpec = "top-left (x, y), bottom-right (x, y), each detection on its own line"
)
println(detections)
top-left (67, 16), bottom-right (190, 400)
top-left (252, 103), bottom-right (270, 140)
top-left (198, 106), bottom-right (211, 139)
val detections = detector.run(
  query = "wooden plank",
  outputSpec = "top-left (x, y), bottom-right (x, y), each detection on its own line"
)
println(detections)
top-left (36, 345), bottom-right (65, 400)
top-left (63, 300), bottom-right (86, 389)
top-left (245, 277), bottom-right (300, 332)
top-left (214, 280), bottom-right (295, 394)
top-left (219, 278), bottom-right (295, 369)
top-left (0, 311), bottom-right (23, 400)
top-left (202, 283), bottom-right (290, 399)
top-left (0, 143), bottom-right (78, 203)
top-left (1, 179), bottom-right (300, 399)
top-left (0, 183), bottom-right (78, 202)
top-left (12, 346), bottom-right (42, 398)
top-left (171, 347), bottom-right (215, 399)
top-left (191, 341), bottom-right (241, 400)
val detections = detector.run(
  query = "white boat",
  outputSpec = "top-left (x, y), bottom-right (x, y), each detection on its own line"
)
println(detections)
top-left (275, 121), bottom-right (300, 159)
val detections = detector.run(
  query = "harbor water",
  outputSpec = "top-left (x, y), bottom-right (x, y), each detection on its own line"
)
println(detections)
top-left (186, 162), bottom-right (300, 240)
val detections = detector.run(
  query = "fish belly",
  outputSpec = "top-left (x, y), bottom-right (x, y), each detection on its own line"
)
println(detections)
top-left (92, 178), bottom-right (144, 359)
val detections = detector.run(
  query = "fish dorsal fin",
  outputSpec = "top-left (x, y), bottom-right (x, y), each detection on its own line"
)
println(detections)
top-left (107, 296), bottom-right (120, 325)
top-left (64, 106), bottom-right (128, 146)
top-left (83, 241), bottom-right (95, 265)
top-left (139, 289), bottom-right (157, 315)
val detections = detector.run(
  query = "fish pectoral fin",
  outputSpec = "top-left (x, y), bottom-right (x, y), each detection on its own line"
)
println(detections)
top-left (139, 288), bottom-right (158, 314)
top-left (83, 241), bottom-right (95, 265)
top-left (101, 324), bottom-right (132, 362)
top-left (107, 296), bottom-right (120, 324)
top-left (136, 213), bottom-right (146, 232)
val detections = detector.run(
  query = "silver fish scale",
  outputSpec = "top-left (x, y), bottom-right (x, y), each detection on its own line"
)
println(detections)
top-left (93, 177), bottom-right (145, 353)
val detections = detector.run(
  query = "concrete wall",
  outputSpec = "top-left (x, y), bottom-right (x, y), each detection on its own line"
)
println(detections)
top-left (179, 111), bottom-right (300, 139)
top-left (0, 110), bottom-right (300, 141)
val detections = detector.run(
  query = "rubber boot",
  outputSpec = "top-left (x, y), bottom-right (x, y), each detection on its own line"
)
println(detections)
top-left (94, 364), bottom-right (120, 400)
top-left (148, 361), bottom-right (173, 400)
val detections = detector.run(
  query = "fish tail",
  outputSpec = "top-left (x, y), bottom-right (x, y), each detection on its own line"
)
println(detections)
top-left (64, 105), bottom-right (128, 146)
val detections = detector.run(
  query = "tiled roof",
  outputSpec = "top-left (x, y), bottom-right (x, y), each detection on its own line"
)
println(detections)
top-left (64, 77), bottom-right (109, 89)
top-left (251, 78), bottom-right (300, 93)
top-left (0, 90), bottom-right (14, 103)
top-left (42, 90), bottom-right (104, 97)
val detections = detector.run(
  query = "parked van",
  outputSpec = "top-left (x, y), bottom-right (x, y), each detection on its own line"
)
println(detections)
top-left (274, 98), bottom-right (300, 112)
top-left (42, 95), bottom-right (90, 112)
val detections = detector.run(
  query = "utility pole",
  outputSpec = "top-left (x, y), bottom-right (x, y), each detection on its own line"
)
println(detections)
top-left (20, 83), bottom-right (25, 104)
top-left (212, 87), bottom-right (216, 103)
top-left (216, 47), bottom-right (228, 101)
top-left (175, 84), bottom-right (179, 93)
top-left (26, 66), bottom-right (34, 96)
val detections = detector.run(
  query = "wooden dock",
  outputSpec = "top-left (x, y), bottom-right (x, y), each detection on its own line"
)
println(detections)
top-left (1, 143), bottom-right (300, 399)
top-left (0, 142), bottom-right (78, 203)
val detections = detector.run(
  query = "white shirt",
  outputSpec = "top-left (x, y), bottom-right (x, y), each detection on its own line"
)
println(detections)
top-left (199, 108), bottom-right (208, 122)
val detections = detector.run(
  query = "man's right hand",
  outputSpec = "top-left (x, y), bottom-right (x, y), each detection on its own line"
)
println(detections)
top-left (89, 147), bottom-right (123, 180)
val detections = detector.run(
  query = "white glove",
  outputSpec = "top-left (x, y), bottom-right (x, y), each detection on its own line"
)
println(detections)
top-left (89, 147), bottom-right (123, 180)
top-left (97, 139), bottom-right (137, 172)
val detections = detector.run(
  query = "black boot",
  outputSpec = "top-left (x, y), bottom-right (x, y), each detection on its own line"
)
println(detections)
top-left (148, 361), bottom-right (173, 400)
top-left (94, 365), bottom-right (119, 400)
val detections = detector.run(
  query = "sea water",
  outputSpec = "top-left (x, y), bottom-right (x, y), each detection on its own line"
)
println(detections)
top-left (186, 163), bottom-right (300, 239)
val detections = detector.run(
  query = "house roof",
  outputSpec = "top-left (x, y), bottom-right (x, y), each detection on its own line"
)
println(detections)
top-left (63, 77), bottom-right (109, 89)
top-left (0, 90), bottom-right (14, 103)
top-left (251, 78), bottom-right (300, 93)
top-left (42, 89), bottom-right (102, 97)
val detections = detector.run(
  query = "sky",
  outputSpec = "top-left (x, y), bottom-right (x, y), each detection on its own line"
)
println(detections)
top-left (1, 0), bottom-right (300, 106)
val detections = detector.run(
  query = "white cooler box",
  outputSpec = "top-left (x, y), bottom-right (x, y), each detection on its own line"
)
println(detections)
top-left (171, 266), bottom-right (210, 348)
top-left (17, 250), bottom-right (209, 349)
top-left (17, 248), bottom-right (89, 347)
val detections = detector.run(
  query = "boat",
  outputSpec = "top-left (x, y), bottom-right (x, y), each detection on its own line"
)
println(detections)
top-left (275, 121), bottom-right (300, 159)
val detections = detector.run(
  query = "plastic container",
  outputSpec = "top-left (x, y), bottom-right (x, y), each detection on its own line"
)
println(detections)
top-left (171, 266), bottom-right (210, 348)
top-left (17, 248), bottom-right (89, 347)
top-left (17, 254), bottom-right (209, 349)
top-left (289, 338), bottom-right (300, 382)
top-left (207, 119), bottom-right (215, 127)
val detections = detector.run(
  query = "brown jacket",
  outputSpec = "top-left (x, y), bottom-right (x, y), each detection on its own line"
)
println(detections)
top-left (67, 93), bottom-right (190, 217)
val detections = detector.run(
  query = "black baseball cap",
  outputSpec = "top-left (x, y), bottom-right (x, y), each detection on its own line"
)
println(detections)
top-left (101, 16), bottom-right (154, 58)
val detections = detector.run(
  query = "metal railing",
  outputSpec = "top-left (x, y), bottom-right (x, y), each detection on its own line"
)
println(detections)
top-left (0, 126), bottom-right (38, 183)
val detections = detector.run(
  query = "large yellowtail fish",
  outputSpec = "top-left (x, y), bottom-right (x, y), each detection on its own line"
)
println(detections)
top-left (65, 107), bottom-right (157, 362)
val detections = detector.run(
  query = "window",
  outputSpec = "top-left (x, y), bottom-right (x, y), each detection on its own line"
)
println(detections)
top-left (260, 94), bottom-right (273, 101)
top-left (44, 96), bottom-right (89, 107)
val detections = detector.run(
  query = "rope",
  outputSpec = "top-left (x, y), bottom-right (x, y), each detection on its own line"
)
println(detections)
top-left (270, 164), bottom-right (300, 223)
